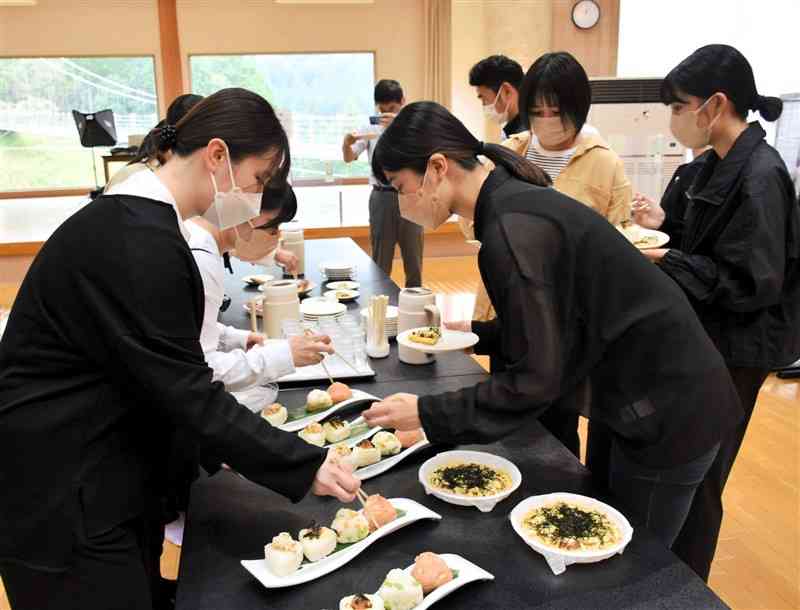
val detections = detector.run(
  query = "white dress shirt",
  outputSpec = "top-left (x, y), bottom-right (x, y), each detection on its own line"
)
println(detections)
top-left (187, 222), bottom-right (295, 391)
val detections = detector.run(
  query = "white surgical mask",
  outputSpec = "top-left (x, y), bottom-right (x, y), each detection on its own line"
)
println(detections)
top-left (398, 167), bottom-right (451, 230)
top-left (482, 89), bottom-right (509, 125)
top-left (202, 142), bottom-right (262, 230)
top-left (669, 96), bottom-right (723, 150)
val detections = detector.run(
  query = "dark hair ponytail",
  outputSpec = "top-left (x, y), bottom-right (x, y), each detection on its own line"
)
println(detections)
top-left (661, 44), bottom-right (783, 122)
top-left (138, 88), bottom-right (291, 183)
top-left (372, 101), bottom-right (550, 187)
top-left (130, 94), bottom-right (205, 166)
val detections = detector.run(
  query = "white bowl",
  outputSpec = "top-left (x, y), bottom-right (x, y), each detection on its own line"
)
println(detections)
top-left (509, 492), bottom-right (634, 575)
top-left (418, 450), bottom-right (522, 513)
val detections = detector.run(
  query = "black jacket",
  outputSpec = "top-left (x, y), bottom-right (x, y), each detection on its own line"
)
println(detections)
top-left (660, 123), bottom-right (800, 368)
top-left (0, 195), bottom-right (325, 571)
top-left (660, 155), bottom-right (708, 247)
top-left (418, 167), bottom-right (742, 468)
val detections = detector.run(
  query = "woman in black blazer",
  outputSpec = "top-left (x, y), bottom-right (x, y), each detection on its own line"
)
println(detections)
top-left (361, 101), bottom-right (742, 559)
top-left (640, 45), bottom-right (800, 581)
top-left (0, 88), bottom-right (359, 610)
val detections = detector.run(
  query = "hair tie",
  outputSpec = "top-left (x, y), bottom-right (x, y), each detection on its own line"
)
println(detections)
top-left (158, 124), bottom-right (178, 150)
top-left (477, 141), bottom-right (486, 154)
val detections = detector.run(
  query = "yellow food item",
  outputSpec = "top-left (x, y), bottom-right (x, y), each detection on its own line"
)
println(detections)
top-left (428, 462), bottom-right (512, 497)
top-left (409, 327), bottom-right (441, 346)
top-left (522, 502), bottom-right (621, 552)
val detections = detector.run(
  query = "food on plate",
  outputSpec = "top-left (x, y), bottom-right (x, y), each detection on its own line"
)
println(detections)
top-left (351, 439), bottom-right (382, 468)
top-left (260, 403), bottom-right (288, 426)
top-left (264, 532), bottom-right (303, 576)
top-left (377, 568), bottom-right (424, 610)
top-left (339, 593), bottom-right (385, 610)
top-left (297, 279), bottom-right (311, 293)
top-left (323, 418), bottom-right (351, 444)
top-left (372, 431), bottom-right (402, 457)
top-left (298, 523), bottom-right (338, 562)
top-left (245, 274), bottom-right (271, 285)
top-left (617, 220), bottom-right (658, 247)
top-left (408, 326), bottom-right (442, 346)
top-left (306, 389), bottom-right (334, 413)
top-left (331, 508), bottom-right (370, 544)
top-left (429, 462), bottom-right (513, 497)
top-left (410, 551), bottom-right (454, 594)
top-left (330, 443), bottom-right (358, 469)
top-left (363, 494), bottom-right (398, 532)
top-left (327, 382), bottom-right (353, 404)
top-left (298, 422), bottom-right (326, 447)
top-left (521, 501), bottom-right (621, 551)
top-left (395, 429), bottom-right (424, 449)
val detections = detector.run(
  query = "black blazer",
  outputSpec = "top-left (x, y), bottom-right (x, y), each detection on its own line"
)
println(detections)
top-left (0, 195), bottom-right (325, 570)
top-left (418, 167), bottom-right (742, 469)
top-left (660, 123), bottom-right (800, 369)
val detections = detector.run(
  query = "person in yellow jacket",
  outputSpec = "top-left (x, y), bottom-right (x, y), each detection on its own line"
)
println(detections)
top-left (468, 52), bottom-right (632, 463)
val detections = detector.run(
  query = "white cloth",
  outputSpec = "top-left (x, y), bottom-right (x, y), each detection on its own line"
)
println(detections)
top-left (105, 167), bottom-right (192, 243)
top-left (186, 222), bottom-right (295, 392)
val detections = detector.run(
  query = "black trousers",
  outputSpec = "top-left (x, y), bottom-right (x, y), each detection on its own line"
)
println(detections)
top-left (368, 188), bottom-right (424, 287)
top-left (1, 514), bottom-right (166, 610)
top-left (671, 366), bottom-right (769, 582)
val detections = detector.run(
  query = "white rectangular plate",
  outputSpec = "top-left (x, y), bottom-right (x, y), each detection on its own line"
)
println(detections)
top-left (352, 429), bottom-right (431, 481)
top-left (277, 389), bottom-right (380, 433)
top-left (241, 498), bottom-right (442, 589)
top-left (398, 553), bottom-right (494, 609)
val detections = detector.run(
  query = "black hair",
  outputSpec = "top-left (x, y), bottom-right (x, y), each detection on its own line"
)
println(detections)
top-left (374, 79), bottom-right (404, 105)
top-left (130, 93), bottom-right (205, 165)
top-left (660, 44), bottom-right (782, 122)
top-left (371, 101), bottom-right (550, 188)
top-left (519, 52), bottom-right (591, 133)
top-left (260, 182), bottom-right (297, 230)
top-left (141, 88), bottom-right (291, 183)
top-left (468, 54), bottom-right (524, 92)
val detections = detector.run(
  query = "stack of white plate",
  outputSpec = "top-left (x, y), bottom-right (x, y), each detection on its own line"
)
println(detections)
top-left (300, 299), bottom-right (347, 323)
top-left (361, 305), bottom-right (399, 339)
top-left (320, 261), bottom-right (355, 281)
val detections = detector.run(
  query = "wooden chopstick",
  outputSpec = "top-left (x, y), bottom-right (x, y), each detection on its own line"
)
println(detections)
top-left (249, 298), bottom-right (258, 333)
top-left (319, 357), bottom-right (335, 385)
top-left (334, 351), bottom-right (360, 374)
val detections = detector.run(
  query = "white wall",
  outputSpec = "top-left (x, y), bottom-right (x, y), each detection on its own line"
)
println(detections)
top-left (618, 0), bottom-right (800, 142)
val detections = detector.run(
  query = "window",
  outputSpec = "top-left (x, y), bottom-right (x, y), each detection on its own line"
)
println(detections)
top-left (190, 52), bottom-right (375, 182)
top-left (0, 57), bottom-right (158, 191)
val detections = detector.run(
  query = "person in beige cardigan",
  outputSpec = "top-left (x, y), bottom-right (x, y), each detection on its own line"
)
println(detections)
top-left (472, 52), bottom-right (632, 321)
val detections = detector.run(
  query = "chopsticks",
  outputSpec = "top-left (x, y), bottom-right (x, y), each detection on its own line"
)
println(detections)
top-left (334, 351), bottom-right (360, 375)
top-left (305, 328), bottom-right (335, 384)
top-left (249, 298), bottom-right (259, 333)
top-left (356, 488), bottom-right (381, 531)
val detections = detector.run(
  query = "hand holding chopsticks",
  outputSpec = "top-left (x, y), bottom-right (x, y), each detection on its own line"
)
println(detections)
top-left (356, 488), bottom-right (381, 531)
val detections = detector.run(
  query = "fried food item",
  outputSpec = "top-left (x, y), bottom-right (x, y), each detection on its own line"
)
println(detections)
top-left (409, 326), bottom-right (441, 346)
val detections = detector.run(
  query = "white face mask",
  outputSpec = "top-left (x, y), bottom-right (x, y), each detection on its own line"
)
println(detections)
top-left (669, 96), bottom-right (723, 150)
top-left (202, 142), bottom-right (262, 230)
top-left (398, 167), bottom-right (451, 230)
top-left (231, 221), bottom-right (280, 262)
top-left (482, 88), bottom-right (508, 125)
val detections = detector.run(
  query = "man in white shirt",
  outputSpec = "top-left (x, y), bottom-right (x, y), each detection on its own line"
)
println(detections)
top-left (342, 79), bottom-right (423, 287)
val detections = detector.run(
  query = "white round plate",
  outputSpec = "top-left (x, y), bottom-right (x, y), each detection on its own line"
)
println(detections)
top-left (320, 261), bottom-right (353, 272)
top-left (326, 281), bottom-right (360, 290)
top-left (397, 327), bottom-right (479, 354)
top-left (418, 450), bottom-right (522, 512)
top-left (324, 289), bottom-right (359, 303)
top-left (634, 228), bottom-right (670, 250)
top-left (300, 301), bottom-right (347, 317)
top-left (258, 280), bottom-right (316, 295)
top-left (509, 492), bottom-right (634, 575)
top-left (242, 274), bottom-right (273, 286)
top-left (240, 498), bottom-right (441, 589)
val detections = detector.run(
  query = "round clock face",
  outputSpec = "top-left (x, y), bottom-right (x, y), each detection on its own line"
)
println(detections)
top-left (572, 0), bottom-right (601, 29)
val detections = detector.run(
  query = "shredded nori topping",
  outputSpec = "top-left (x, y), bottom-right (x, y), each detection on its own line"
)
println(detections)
top-left (436, 463), bottom-right (500, 492)
top-left (527, 503), bottom-right (613, 541)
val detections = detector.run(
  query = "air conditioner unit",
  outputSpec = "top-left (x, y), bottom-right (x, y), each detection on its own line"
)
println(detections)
top-left (588, 78), bottom-right (687, 202)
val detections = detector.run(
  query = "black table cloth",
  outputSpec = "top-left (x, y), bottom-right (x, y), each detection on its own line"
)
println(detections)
top-left (178, 238), bottom-right (728, 610)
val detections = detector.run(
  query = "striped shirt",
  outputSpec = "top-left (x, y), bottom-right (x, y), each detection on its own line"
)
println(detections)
top-left (525, 140), bottom-right (576, 181)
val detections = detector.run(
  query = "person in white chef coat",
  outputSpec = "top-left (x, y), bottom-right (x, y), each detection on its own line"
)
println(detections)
top-left (187, 183), bottom-right (333, 393)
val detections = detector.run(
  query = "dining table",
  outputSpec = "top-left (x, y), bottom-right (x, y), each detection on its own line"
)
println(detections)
top-left (175, 238), bottom-right (728, 610)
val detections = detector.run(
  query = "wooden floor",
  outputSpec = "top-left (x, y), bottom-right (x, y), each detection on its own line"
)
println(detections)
top-left (1, 255), bottom-right (798, 610)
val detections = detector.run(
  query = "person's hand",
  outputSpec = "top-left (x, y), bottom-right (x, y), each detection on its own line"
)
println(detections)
top-left (362, 393), bottom-right (421, 431)
top-left (343, 132), bottom-right (358, 147)
top-left (246, 333), bottom-right (266, 350)
top-left (311, 449), bottom-right (361, 502)
top-left (289, 334), bottom-right (334, 367)
top-left (631, 193), bottom-right (665, 229)
top-left (642, 248), bottom-right (669, 263)
top-left (378, 113), bottom-right (397, 128)
top-left (444, 319), bottom-right (472, 333)
top-left (275, 248), bottom-right (299, 275)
